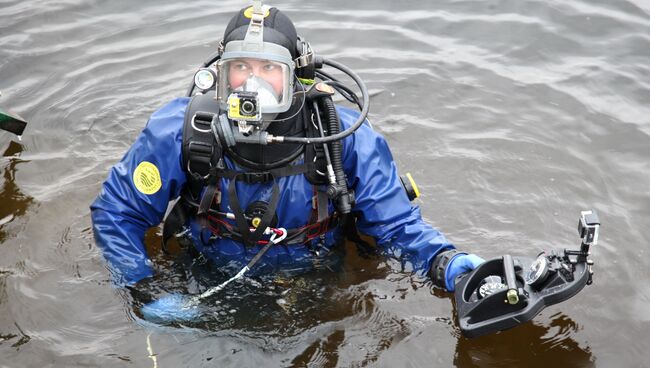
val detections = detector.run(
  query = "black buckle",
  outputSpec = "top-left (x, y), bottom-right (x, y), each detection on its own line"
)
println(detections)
top-left (188, 141), bottom-right (213, 156)
top-left (187, 142), bottom-right (214, 178)
top-left (242, 171), bottom-right (273, 184)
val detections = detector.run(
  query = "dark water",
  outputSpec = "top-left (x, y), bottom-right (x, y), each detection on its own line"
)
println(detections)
top-left (1, 0), bottom-right (649, 366)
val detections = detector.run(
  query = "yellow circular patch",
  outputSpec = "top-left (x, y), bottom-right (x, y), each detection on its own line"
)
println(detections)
top-left (133, 161), bottom-right (162, 195)
top-left (244, 6), bottom-right (270, 19)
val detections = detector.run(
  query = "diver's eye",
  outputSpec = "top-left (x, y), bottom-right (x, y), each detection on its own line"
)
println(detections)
top-left (232, 62), bottom-right (250, 72)
top-left (263, 63), bottom-right (278, 72)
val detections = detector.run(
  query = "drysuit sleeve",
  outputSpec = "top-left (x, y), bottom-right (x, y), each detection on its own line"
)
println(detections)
top-left (338, 107), bottom-right (455, 275)
top-left (90, 98), bottom-right (188, 286)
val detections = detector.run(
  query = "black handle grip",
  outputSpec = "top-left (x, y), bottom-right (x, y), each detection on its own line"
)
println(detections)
top-left (503, 254), bottom-right (519, 304)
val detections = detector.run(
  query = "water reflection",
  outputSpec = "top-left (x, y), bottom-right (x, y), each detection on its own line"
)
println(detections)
top-left (454, 312), bottom-right (594, 367)
top-left (0, 140), bottom-right (34, 350)
top-left (0, 140), bottom-right (34, 243)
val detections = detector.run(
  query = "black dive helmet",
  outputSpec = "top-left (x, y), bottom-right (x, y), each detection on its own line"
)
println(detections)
top-left (187, 0), bottom-right (370, 149)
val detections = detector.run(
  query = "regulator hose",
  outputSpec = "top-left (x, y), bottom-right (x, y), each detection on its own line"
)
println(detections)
top-left (277, 58), bottom-right (369, 145)
top-left (322, 96), bottom-right (352, 214)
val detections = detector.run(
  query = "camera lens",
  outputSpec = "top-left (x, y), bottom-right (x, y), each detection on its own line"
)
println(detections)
top-left (240, 100), bottom-right (256, 115)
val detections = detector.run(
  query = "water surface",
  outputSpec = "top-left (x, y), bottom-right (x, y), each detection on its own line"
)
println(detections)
top-left (1, 0), bottom-right (649, 366)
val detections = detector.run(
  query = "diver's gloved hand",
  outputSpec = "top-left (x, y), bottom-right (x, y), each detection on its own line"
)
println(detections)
top-left (431, 250), bottom-right (485, 292)
top-left (140, 294), bottom-right (202, 323)
top-left (445, 253), bottom-right (485, 292)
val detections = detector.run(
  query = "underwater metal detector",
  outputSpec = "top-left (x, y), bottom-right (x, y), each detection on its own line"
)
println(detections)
top-left (0, 108), bottom-right (27, 136)
top-left (453, 210), bottom-right (600, 338)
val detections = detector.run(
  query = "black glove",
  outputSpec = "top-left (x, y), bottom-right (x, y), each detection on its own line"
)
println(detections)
top-left (430, 250), bottom-right (485, 292)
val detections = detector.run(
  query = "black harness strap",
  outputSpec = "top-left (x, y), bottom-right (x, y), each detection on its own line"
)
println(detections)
top-left (198, 182), bottom-right (219, 215)
top-left (216, 161), bottom-right (315, 183)
top-left (304, 110), bottom-right (329, 185)
top-left (228, 174), bottom-right (281, 246)
top-left (181, 92), bottom-right (224, 199)
top-left (162, 198), bottom-right (191, 250)
top-left (316, 189), bottom-right (329, 222)
top-left (163, 92), bottom-right (223, 249)
top-left (206, 213), bottom-right (339, 246)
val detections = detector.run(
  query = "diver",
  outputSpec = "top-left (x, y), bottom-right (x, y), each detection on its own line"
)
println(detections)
top-left (90, 1), bottom-right (484, 322)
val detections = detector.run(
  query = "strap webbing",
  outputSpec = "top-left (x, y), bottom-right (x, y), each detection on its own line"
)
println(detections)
top-left (198, 182), bottom-right (219, 215)
top-left (217, 162), bottom-right (315, 183)
top-left (162, 198), bottom-right (190, 252)
top-left (208, 213), bottom-right (339, 246)
top-left (316, 190), bottom-right (329, 222)
top-left (227, 174), bottom-right (280, 246)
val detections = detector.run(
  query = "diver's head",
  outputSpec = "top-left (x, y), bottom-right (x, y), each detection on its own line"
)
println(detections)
top-left (216, 3), bottom-right (299, 124)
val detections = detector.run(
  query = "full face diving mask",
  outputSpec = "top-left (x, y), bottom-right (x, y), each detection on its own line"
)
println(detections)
top-left (216, 2), bottom-right (295, 124)
top-left (217, 56), bottom-right (292, 122)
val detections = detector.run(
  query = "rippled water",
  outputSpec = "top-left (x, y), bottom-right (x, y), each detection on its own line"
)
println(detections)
top-left (2, 0), bottom-right (649, 366)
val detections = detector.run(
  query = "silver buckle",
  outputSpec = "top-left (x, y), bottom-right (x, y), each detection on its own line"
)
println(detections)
top-left (187, 160), bottom-right (211, 180)
top-left (191, 113), bottom-right (212, 133)
top-left (295, 46), bottom-right (313, 68)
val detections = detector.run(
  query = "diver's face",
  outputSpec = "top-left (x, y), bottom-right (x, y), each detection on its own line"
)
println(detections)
top-left (228, 58), bottom-right (285, 96)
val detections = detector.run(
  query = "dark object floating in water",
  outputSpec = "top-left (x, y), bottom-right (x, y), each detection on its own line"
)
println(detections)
top-left (0, 108), bottom-right (27, 136)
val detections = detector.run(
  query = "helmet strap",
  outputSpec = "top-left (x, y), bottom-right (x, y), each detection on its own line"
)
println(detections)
top-left (243, 1), bottom-right (271, 52)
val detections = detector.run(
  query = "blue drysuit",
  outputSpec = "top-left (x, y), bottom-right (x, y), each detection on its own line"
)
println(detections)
top-left (90, 98), bottom-right (455, 286)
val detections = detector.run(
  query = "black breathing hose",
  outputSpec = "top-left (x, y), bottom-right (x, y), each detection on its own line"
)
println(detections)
top-left (322, 96), bottom-right (352, 214)
top-left (278, 58), bottom-right (369, 145)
